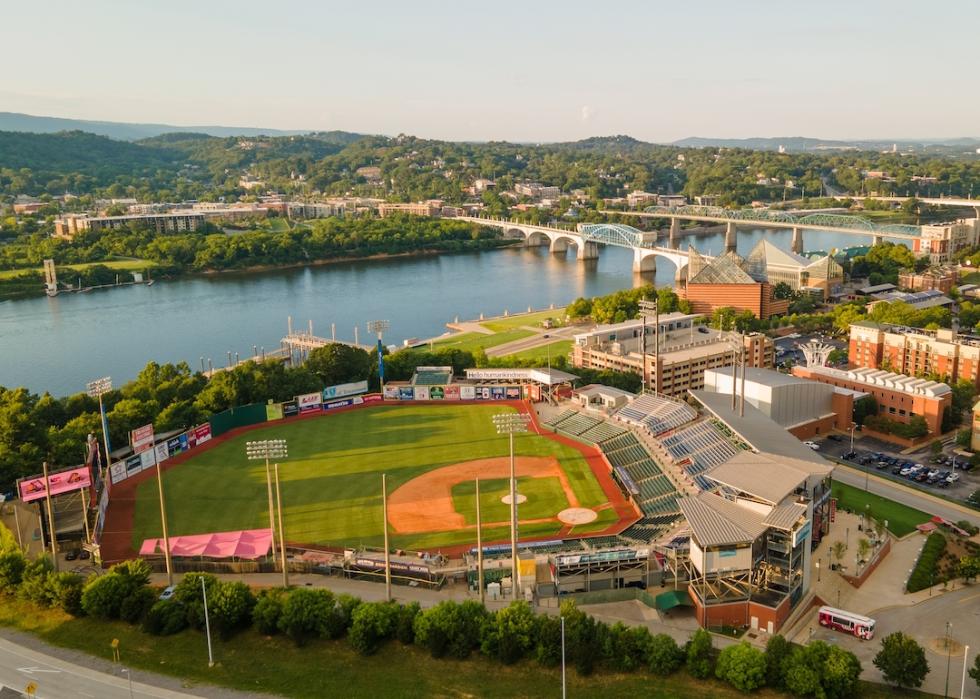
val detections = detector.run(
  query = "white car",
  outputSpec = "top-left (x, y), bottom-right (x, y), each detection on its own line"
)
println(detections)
top-left (946, 472), bottom-right (961, 484)
top-left (159, 585), bottom-right (176, 601)
top-left (804, 441), bottom-right (820, 451)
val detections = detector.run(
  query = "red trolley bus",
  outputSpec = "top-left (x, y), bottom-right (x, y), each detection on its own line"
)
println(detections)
top-left (818, 606), bottom-right (876, 640)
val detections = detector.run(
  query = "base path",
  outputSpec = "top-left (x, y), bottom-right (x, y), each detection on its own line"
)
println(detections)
top-left (388, 456), bottom-right (578, 533)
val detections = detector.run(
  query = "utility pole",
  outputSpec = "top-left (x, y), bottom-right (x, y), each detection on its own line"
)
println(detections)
top-left (476, 478), bottom-right (484, 605)
top-left (246, 440), bottom-right (288, 573)
top-left (274, 463), bottom-right (288, 588)
top-left (493, 412), bottom-right (531, 600)
top-left (382, 473), bottom-right (392, 602)
top-left (42, 462), bottom-right (58, 571)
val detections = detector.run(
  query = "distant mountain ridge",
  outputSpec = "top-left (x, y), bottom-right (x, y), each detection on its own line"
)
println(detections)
top-left (0, 111), bottom-right (353, 141)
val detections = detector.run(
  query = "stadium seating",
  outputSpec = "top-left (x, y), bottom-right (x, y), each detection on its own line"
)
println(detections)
top-left (579, 421), bottom-right (627, 444)
top-left (660, 421), bottom-right (739, 468)
top-left (614, 393), bottom-right (697, 435)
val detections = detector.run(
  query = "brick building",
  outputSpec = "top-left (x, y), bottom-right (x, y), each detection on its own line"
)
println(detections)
top-left (848, 321), bottom-right (980, 388)
top-left (897, 266), bottom-right (957, 293)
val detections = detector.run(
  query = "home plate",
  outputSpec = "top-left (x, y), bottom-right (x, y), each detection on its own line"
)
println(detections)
top-left (558, 507), bottom-right (598, 525)
top-left (501, 493), bottom-right (527, 505)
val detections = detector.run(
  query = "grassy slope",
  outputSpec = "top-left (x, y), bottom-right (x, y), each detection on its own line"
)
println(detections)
top-left (505, 339), bottom-right (574, 362)
top-left (831, 481), bottom-right (932, 537)
top-left (480, 308), bottom-right (565, 332)
top-left (430, 328), bottom-right (534, 352)
top-left (0, 598), bottom-right (937, 699)
top-left (133, 405), bottom-right (611, 550)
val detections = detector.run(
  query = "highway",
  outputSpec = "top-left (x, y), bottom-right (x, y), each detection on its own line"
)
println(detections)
top-left (0, 632), bottom-right (256, 699)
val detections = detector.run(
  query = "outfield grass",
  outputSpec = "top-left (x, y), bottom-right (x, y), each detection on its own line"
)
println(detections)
top-left (481, 308), bottom-right (566, 332)
top-left (430, 328), bottom-right (534, 352)
top-left (0, 258), bottom-right (157, 280)
top-left (134, 404), bottom-right (613, 551)
top-left (831, 481), bottom-right (932, 537)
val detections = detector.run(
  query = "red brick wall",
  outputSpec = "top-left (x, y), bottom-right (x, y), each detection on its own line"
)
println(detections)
top-left (789, 415), bottom-right (838, 440)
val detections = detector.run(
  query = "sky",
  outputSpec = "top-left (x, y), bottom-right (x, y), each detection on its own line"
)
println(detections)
top-left (2, 0), bottom-right (978, 143)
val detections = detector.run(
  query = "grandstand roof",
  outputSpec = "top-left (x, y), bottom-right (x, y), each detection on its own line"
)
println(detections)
top-left (689, 389), bottom-right (833, 471)
top-left (704, 452), bottom-right (816, 504)
top-left (411, 366), bottom-right (454, 386)
top-left (575, 384), bottom-right (636, 401)
top-left (762, 502), bottom-right (808, 531)
top-left (678, 493), bottom-right (767, 547)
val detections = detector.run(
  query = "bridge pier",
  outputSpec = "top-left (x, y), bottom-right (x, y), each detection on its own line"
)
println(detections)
top-left (633, 248), bottom-right (656, 274)
top-left (872, 234), bottom-right (884, 246)
top-left (549, 236), bottom-right (570, 254)
top-left (791, 227), bottom-right (803, 255)
top-left (578, 241), bottom-right (599, 261)
top-left (725, 221), bottom-right (737, 253)
top-left (669, 218), bottom-right (680, 249)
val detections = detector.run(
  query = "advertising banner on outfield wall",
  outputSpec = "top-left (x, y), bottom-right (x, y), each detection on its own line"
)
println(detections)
top-left (125, 454), bottom-right (142, 476)
top-left (266, 402), bottom-right (284, 421)
top-left (18, 465), bottom-right (92, 503)
top-left (130, 424), bottom-right (155, 454)
top-left (459, 385), bottom-right (475, 400)
top-left (167, 433), bottom-right (188, 457)
top-left (383, 385), bottom-right (400, 400)
top-left (282, 400), bottom-right (298, 417)
top-left (491, 387), bottom-right (506, 400)
top-left (188, 423), bottom-right (212, 447)
top-left (506, 386), bottom-right (521, 400)
top-left (444, 385), bottom-right (460, 400)
top-left (297, 392), bottom-right (322, 413)
top-left (322, 380), bottom-right (368, 401)
top-left (414, 386), bottom-right (430, 401)
top-left (398, 386), bottom-right (414, 400)
top-left (429, 386), bottom-right (445, 400)
top-left (110, 460), bottom-right (127, 484)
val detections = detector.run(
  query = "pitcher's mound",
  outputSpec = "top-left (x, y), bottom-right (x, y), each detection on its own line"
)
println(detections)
top-left (501, 493), bottom-right (528, 505)
top-left (558, 507), bottom-right (598, 525)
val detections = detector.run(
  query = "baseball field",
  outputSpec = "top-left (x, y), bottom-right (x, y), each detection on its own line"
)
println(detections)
top-left (128, 403), bottom-right (632, 553)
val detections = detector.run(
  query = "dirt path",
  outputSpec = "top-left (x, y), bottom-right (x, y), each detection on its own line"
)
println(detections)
top-left (387, 456), bottom-right (579, 533)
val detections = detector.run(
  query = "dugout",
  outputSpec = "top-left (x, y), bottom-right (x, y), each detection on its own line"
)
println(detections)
top-left (548, 548), bottom-right (654, 595)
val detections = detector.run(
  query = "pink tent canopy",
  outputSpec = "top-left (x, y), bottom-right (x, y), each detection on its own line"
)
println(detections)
top-left (139, 528), bottom-right (273, 560)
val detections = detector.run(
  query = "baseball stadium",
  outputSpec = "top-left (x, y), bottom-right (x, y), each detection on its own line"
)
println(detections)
top-left (99, 400), bottom-right (638, 563)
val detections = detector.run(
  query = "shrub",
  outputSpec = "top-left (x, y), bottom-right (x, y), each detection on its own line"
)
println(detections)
top-left (873, 632), bottom-right (929, 689)
top-left (348, 602), bottom-right (400, 655)
top-left (109, 559), bottom-right (152, 586)
top-left (209, 582), bottom-right (256, 639)
top-left (764, 634), bottom-right (792, 689)
top-left (907, 533), bottom-right (947, 592)
top-left (252, 589), bottom-right (286, 635)
top-left (686, 628), bottom-right (714, 679)
top-left (560, 600), bottom-right (600, 676)
top-left (81, 573), bottom-right (131, 619)
top-left (173, 572), bottom-right (219, 630)
top-left (324, 593), bottom-right (361, 639)
top-left (395, 602), bottom-right (420, 645)
top-left (143, 600), bottom-right (189, 636)
top-left (413, 600), bottom-right (488, 660)
top-left (822, 645), bottom-right (862, 699)
top-left (48, 572), bottom-right (84, 616)
top-left (120, 586), bottom-right (157, 624)
top-left (784, 641), bottom-right (862, 699)
top-left (533, 614), bottom-right (562, 667)
top-left (481, 601), bottom-right (537, 665)
top-left (0, 550), bottom-right (26, 592)
top-left (18, 556), bottom-right (55, 606)
top-left (279, 588), bottom-right (335, 646)
top-left (601, 622), bottom-right (651, 673)
top-left (647, 633), bottom-right (683, 676)
top-left (715, 642), bottom-right (767, 692)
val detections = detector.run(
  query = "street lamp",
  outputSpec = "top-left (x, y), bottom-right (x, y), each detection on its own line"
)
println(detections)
top-left (367, 320), bottom-right (390, 387)
top-left (246, 440), bottom-right (288, 571)
top-left (816, 559), bottom-right (821, 582)
top-left (493, 412), bottom-right (531, 600)
top-left (944, 621), bottom-right (952, 699)
top-left (86, 376), bottom-right (113, 484)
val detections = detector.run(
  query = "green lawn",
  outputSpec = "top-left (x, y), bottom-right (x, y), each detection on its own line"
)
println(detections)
top-left (0, 258), bottom-right (157, 280)
top-left (7, 597), bottom-right (933, 699)
top-left (504, 339), bottom-right (574, 362)
top-left (481, 308), bottom-right (566, 332)
top-left (452, 476), bottom-right (568, 525)
top-left (134, 404), bottom-right (612, 551)
top-left (960, 271), bottom-right (980, 285)
top-left (831, 481), bottom-right (932, 537)
top-left (430, 328), bottom-right (534, 352)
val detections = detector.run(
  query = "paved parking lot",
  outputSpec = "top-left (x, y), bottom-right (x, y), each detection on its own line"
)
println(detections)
top-left (774, 332), bottom-right (847, 371)
top-left (815, 434), bottom-right (979, 503)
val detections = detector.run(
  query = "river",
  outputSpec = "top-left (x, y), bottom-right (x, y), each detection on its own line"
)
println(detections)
top-left (0, 226), bottom-right (888, 395)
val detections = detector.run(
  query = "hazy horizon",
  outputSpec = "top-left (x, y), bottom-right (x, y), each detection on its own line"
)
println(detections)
top-left (3, 0), bottom-right (978, 142)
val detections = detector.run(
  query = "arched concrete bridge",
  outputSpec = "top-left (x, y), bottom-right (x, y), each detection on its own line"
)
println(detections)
top-left (619, 205), bottom-right (922, 254)
top-left (455, 216), bottom-right (699, 278)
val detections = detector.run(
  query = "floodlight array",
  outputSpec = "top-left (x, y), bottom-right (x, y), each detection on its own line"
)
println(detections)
top-left (245, 439), bottom-right (288, 460)
top-left (492, 413), bottom-right (531, 434)
top-left (86, 376), bottom-right (112, 397)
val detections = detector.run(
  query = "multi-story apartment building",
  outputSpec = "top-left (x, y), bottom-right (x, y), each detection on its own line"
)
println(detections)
top-left (912, 218), bottom-right (980, 264)
top-left (377, 201), bottom-right (443, 218)
top-left (53, 206), bottom-right (270, 240)
top-left (897, 266), bottom-right (957, 293)
top-left (848, 321), bottom-right (980, 388)
top-left (571, 313), bottom-right (773, 397)
top-left (515, 182), bottom-right (561, 200)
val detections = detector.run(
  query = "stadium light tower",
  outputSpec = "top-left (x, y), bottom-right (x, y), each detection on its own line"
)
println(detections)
top-left (246, 439), bottom-right (288, 570)
top-left (493, 412), bottom-right (531, 599)
top-left (86, 376), bottom-right (113, 484)
top-left (367, 319), bottom-right (390, 387)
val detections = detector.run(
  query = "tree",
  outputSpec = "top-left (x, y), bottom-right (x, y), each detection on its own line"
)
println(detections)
top-left (481, 601), bottom-right (537, 665)
top-left (822, 645), bottom-right (863, 699)
top-left (969, 651), bottom-right (980, 690)
top-left (686, 628), bottom-right (714, 679)
top-left (957, 556), bottom-right (980, 583)
top-left (559, 600), bottom-right (600, 676)
top-left (647, 633), bottom-right (684, 676)
top-left (0, 550), bottom-right (26, 592)
top-left (873, 632), bottom-right (929, 689)
top-left (349, 601), bottom-right (400, 655)
top-left (831, 541), bottom-right (846, 569)
top-left (209, 581), bottom-right (256, 639)
top-left (857, 538), bottom-right (872, 566)
top-left (715, 641), bottom-right (767, 692)
top-left (413, 600), bottom-right (488, 660)
top-left (306, 343), bottom-right (373, 387)
top-left (252, 588), bottom-right (286, 635)
top-left (278, 588), bottom-right (336, 646)
top-left (601, 622), bottom-right (651, 673)
top-left (773, 282), bottom-right (794, 300)
top-left (764, 634), bottom-right (792, 689)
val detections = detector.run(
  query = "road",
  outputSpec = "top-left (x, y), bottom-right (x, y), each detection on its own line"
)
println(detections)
top-left (0, 632), bottom-right (259, 699)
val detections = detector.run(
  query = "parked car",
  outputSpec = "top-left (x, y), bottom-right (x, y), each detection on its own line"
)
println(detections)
top-left (804, 441), bottom-right (820, 451)
top-left (891, 465), bottom-right (904, 475)
top-left (900, 465), bottom-right (916, 477)
top-left (64, 549), bottom-right (78, 561)
top-left (827, 434), bottom-right (842, 442)
top-left (159, 586), bottom-right (176, 601)
top-left (946, 473), bottom-right (961, 484)
top-left (875, 461), bottom-right (890, 470)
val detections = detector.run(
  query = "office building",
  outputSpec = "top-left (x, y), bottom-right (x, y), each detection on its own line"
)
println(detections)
top-left (913, 218), bottom-right (980, 264)
top-left (897, 266), bottom-right (957, 293)
top-left (848, 321), bottom-right (980, 388)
